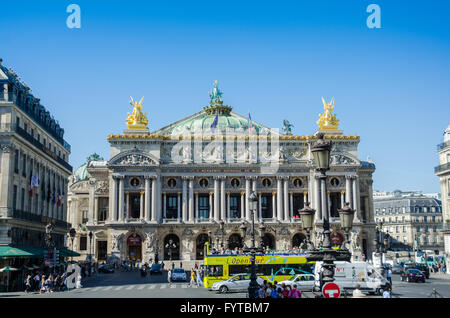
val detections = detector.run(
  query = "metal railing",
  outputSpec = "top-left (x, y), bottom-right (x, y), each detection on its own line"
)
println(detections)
top-left (437, 141), bottom-right (450, 151)
top-left (2, 123), bottom-right (73, 172)
top-left (435, 163), bottom-right (450, 174)
top-left (11, 208), bottom-right (71, 229)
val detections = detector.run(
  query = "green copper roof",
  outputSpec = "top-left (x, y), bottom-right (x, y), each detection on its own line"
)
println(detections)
top-left (154, 111), bottom-right (266, 136)
top-left (74, 153), bottom-right (104, 181)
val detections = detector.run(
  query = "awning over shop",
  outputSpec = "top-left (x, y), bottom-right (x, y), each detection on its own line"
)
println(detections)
top-left (59, 248), bottom-right (81, 257)
top-left (0, 246), bottom-right (46, 259)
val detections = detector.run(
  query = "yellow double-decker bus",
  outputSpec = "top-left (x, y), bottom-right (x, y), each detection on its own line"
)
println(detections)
top-left (202, 242), bottom-right (315, 288)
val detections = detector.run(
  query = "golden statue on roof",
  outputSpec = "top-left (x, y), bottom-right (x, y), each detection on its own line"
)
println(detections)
top-left (317, 97), bottom-right (339, 131)
top-left (126, 96), bottom-right (149, 130)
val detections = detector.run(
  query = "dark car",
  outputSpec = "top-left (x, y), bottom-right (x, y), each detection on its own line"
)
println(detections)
top-left (415, 263), bottom-right (430, 279)
top-left (98, 264), bottom-right (114, 274)
top-left (400, 269), bottom-right (425, 283)
top-left (149, 263), bottom-right (163, 275)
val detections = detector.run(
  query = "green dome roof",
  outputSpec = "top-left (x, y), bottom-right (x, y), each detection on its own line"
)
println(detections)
top-left (74, 162), bottom-right (88, 181)
top-left (157, 111), bottom-right (265, 136)
top-left (74, 153), bottom-right (104, 181)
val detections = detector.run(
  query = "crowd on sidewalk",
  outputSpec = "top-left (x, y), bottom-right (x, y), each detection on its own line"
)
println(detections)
top-left (23, 261), bottom-right (99, 294)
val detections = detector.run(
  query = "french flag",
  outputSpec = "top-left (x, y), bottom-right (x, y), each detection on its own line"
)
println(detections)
top-left (248, 113), bottom-right (253, 134)
top-left (57, 193), bottom-right (62, 207)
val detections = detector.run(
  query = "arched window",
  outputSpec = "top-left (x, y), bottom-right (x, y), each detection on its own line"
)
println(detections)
top-left (196, 234), bottom-right (210, 260)
top-left (228, 234), bottom-right (243, 250)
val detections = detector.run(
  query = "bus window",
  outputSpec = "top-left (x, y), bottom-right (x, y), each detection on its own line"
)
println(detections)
top-left (206, 265), bottom-right (223, 277)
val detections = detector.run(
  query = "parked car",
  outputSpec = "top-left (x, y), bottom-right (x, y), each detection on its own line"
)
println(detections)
top-left (392, 264), bottom-right (403, 274)
top-left (400, 269), bottom-right (425, 283)
top-left (150, 263), bottom-right (163, 275)
top-left (278, 273), bottom-right (315, 291)
top-left (414, 263), bottom-right (430, 279)
top-left (211, 274), bottom-right (264, 294)
top-left (171, 268), bottom-right (187, 282)
top-left (98, 264), bottom-right (114, 274)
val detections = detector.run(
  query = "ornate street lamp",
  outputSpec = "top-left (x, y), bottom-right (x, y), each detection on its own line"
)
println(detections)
top-left (69, 228), bottom-right (76, 262)
top-left (338, 203), bottom-right (355, 249)
top-left (299, 203), bottom-right (316, 248)
top-left (304, 133), bottom-right (353, 293)
top-left (240, 222), bottom-right (247, 241)
top-left (245, 191), bottom-right (262, 299)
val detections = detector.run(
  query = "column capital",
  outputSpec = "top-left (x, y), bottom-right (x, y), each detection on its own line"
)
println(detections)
top-left (341, 191), bottom-right (346, 195)
top-left (241, 192), bottom-right (246, 196)
top-left (272, 191), bottom-right (277, 196)
top-left (303, 191), bottom-right (308, 195)
top-left (209, 192), bottom-right (214, 196)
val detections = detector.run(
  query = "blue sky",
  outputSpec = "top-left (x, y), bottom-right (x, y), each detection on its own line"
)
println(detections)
top-left (1, 0), bottom-right (449, 193)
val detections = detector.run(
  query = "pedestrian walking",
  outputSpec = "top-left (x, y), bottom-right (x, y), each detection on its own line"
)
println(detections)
top-left (196, 270), bottom-right (203, 287)
top-left (25, 275), bottom-right (32, 293)
top-left (189, 269), bottom-right (196, 287)
top-left (386, 267), bottom-right (392, 287)
top-left (168, 269), bottom-right (172, 286)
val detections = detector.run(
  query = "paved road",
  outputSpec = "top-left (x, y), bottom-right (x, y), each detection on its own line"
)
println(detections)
top-left (1, 270), bottom-right (247, 298)
top-left (1, 271), bottom-right (449, 298)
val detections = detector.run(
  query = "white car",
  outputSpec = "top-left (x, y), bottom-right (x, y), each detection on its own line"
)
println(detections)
top-left (211, 274), bottom-right (264, 293)
top-left (278, 273), bottom-right (315, 291)
top-left (171, 268), bottom-right (187, 282)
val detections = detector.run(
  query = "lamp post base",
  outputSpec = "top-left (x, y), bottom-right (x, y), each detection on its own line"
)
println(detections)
top-left (306, 249), bottom-right (352, 290)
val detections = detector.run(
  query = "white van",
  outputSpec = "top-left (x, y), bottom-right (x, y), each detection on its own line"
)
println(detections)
top-left (314, 261), bottom-right (391, 296)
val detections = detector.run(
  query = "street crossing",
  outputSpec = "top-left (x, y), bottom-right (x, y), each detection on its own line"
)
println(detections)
top-left (70, 283), bottom-right (201, 293)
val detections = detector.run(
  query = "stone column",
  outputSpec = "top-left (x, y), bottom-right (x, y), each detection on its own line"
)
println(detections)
top-left (272, 192), bottom-right (277, 220)
top-left (283, 177), bottom-right (289, 222)
top-left (214, 177), bottom-right (220, 222)
top-left (304, 191), bottom-right (308, 205)
top-left (340, 191), bottom-right (345, 209)
top-left (118, 176), bottom-right (124, 222)
top-left (226, 192), bottom-right (230, 221)
top-left (109, 176), bottom-right (117, 222)
top-left (289, 192), bottom-right (293, 220)
top-left (188, 178), bottom-right (194, 223)
top-left (151, 177), bottom-right (157, 222)
top-left (209, 192), bottom-right (213, 220)
top-left (88, 178), bottom-right (95, 223)
top-left (314, 174), bottom-right (322, 222)
top-left (320, 177), bottom-right (327, 222)
top-left (182, 177), bottom-right (188, 223)
top-left (177, 193), bottom-right (181, 220)
top-left (125, 192), bottom-right (130, 221)
top-left (258, 192), bottom-right (262, 221)
top-left (163, 193), bottom-right (167, 219)
top-left (345, 175), bottom-right (353, 209)
top-left (352, 176), bottom-right (361, 222)
top-left (277, 177), bottom-right (283, 222)
top-left (144, 177), bottom-right (151, 221)
top-left (195, 193), bottom-right (199, 222)
top-left (240, 192), bottom-right (245, 220)
top-left (140, 191), bottom-right (144, 219)
top-left (221, 177), bottom-right (226, 221)
top-left (245, 177), bottom-right (251, 222)
top-left (94, 197), bottom-right (99, 222)
top-left (367, 179), bottom-right (375, 221)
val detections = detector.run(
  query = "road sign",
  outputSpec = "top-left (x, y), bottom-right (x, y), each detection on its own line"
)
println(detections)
top-left (322, 282), bottom-right (341, 298)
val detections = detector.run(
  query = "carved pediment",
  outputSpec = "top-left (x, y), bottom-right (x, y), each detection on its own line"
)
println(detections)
top-left (108, 151), bottom-right (159, 168)
top-left (330, 153), bottom-right (359, 166)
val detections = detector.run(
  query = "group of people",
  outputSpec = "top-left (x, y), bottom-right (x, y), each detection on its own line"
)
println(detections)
top-left (24, 272), bottom-right (76, 294)
top-left (255, 280), bottom-right (302, 298)
top-left (23, 261), bottom-right (98, 294)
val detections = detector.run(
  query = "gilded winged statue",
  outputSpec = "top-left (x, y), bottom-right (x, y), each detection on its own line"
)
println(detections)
top-left (126, 96), bottom-right (149, 129)
top-left (317, 97), bottom-right (339, 131)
